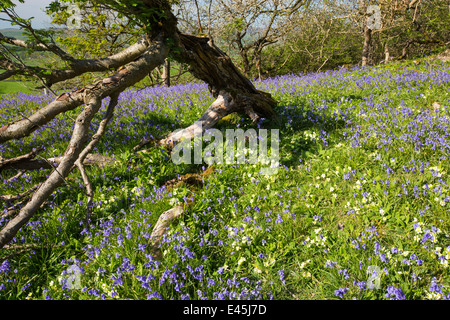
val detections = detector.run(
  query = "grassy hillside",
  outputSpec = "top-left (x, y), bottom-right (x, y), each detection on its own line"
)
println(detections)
top-left (0, 80), bottom-right (38, 94)
top-left (0, 57), bottom-right (449, 300)
top-left (0, 28), bottom-right (28, 40)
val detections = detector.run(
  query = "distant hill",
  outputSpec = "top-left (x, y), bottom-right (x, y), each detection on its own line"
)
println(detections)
top-left (0, 28), bottom-right (29, 40)
top-left (0, 27), bottom-right (67, 40)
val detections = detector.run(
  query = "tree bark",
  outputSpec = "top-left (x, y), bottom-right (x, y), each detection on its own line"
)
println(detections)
top-left (162, 58), bottom-right (171, 87)
top-left (362, 25), bottom-right (372, 66)
top-left (0, 1), bottom-right (279, 248)
top-left (359, 0), bottom-right (372, 67)
top-left (149, 205), bottom-right (185, 259)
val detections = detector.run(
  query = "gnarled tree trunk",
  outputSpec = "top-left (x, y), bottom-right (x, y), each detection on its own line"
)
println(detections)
top-left (160, 33), bottom-right (277, 147)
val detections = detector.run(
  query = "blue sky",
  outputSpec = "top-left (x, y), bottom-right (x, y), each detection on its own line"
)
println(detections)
top-left (0, 0), bottom-right (53, 29)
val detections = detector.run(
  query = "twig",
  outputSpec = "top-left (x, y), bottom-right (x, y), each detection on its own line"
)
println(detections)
top-left (4, 170), bottom-right (25, 184)
top-left (317, 57), bottom-right (330, 72)
top-left (0, 184), bottom-right (40, 204)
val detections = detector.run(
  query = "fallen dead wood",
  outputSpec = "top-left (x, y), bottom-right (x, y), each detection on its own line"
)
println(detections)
top-left (0, 146), bottom-right (43, 170)
top-left (0, 243), bottom-right (55, 262)
top-left (149, 205), bottom-right (185, 259)
top-left (0, 35), bottom-right (169, 249)
top-left (148, 168), bottom-right (215, 259)
top-left (133, 137), bottom-right (159, 152)
top-left (163, 173), bottom-right (204, 189)
top-left (0, 153), bottom-right (116, 171)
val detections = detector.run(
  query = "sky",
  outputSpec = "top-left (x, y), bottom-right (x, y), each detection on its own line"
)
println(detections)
top-left (0, 0), bottom-right (54, 29)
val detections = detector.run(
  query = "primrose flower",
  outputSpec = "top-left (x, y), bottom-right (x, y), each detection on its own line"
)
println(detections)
top-left (237, 257), bottom-right (246, 266)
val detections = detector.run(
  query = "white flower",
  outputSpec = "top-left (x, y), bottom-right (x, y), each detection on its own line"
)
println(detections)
top-left (264, 257), bottom-right (275, 267)
top-left (253, 266), bottom-right (262, 274)
top-left (299, 260), bottom-right (311, 269)
top-left (426, 291), bottom-right (442, 300)
top-left (237, 257), bottom-right (246, 265)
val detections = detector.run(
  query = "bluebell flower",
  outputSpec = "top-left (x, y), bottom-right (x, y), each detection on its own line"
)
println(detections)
top-left (278, 269), bottom-right (285, 284)
top-left (430, 278), bottom-right (443, 294)
top-left (0, 260), bottom-right (10, 274)
top-left (353, 281), bottom-right (367, 290)
top-left (334, 288), bottom-right (348, 298)
top-left (385, 286), bottom-right (406, 300)
top-left (338, 269), bottom-right (350, 279)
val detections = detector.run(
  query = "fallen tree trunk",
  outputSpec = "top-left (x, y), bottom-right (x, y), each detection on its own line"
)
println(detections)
top-left (0, 1), bottom-right (280, 250)
top-left (0, 147), bottom-right (43, 170)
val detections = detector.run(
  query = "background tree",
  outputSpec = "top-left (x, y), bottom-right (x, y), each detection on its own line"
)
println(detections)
top-left (378, 0), bottom-right (449, 61)
top-left (176, 0), bottom-right (312, 80)
top-left (263, 1), bottom-right (362, 75)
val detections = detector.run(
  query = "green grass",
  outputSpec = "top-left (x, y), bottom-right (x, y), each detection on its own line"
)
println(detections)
top-left (0, 80), bottom-right (38, 94)
top-left (0, 57), bottom-right (449, 300)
